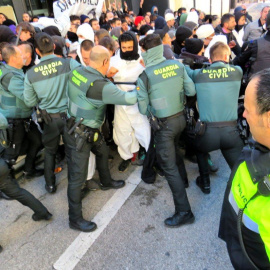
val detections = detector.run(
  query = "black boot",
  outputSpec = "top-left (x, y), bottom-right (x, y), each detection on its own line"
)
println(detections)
top-left (196, 175), bottom-right (210, 194)
top-left (164, 210), bottom-right (195, 227)
top-left (183, 177), bottom-right (189, 188)
top-left (0, 245), bottom-right (3, 253)
top-left (69, 218), bottom-right (97, 232)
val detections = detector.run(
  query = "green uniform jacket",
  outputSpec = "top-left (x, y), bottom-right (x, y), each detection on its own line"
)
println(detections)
top-left (0, 112), bottom-right (8, 129)
top-left (219, 142), bottom-right (270, 268)
top-left (137, 44), bottom-right (196, 118)
top-left (186, 62), bottom-right (242, 122)
top-left (0, 63), bottom-right (32, 118)
top-left (68, 66), bottom-right (138, 128)
top-left (24, 55), bottom-right (80, 114)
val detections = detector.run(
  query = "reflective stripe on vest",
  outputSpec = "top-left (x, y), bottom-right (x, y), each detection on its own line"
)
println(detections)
top-left (229, 190), bottom-right (259, 233)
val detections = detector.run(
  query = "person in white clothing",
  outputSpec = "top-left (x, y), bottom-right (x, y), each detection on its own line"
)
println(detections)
top-left (232, 11), bottom-right (246, 48)
top-left (107, 31), bottom-right (151, 172)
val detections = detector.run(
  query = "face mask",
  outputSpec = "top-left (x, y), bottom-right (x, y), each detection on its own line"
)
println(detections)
top-left (67, 31), bottom-right (78, 43)
top-left (120, 50), bottom-right (139, 61)
top-left (78, 38), bottom-right (84, 45)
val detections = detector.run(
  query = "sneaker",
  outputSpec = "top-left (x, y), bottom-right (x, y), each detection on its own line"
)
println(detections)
top-left (118, 159), bottom-right (131, 172)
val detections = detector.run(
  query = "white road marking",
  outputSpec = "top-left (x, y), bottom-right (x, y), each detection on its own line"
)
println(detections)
top-left (53, 166), bottom-right (142, 270)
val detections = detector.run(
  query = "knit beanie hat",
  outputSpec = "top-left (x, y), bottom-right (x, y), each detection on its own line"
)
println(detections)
top-left (154, 16), bottom-right (167, 29)
top-left (80, 14), bottom-right (89, 24)
top-left (175, 26), bottom-right (193, 43)
top-left (165, 13), bottom-right (175, 22)
top-left (110, 26), bottom-right (122, 40)
top-left (154, 29), bottom-right (166, 40)
top-left (134, 16), bottom-right (144, 27)
top-left (186, 11), bottom-right (199, 25)
top-left (184, 21), bottom-right (197, 31)
top-left (179, 13), bottom-right (188, 26)
top-left (196, 24), bottom-right (214, 39)
top-left (185, 38), bottom-right (204, 54)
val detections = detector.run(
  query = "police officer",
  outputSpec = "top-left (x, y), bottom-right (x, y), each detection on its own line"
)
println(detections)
top-left (0, 44), bottom-right (43, 178)
top-left (137, 34), bottom-right (196, 227)
top-left (219, 69), bottom-right (270, 270)
top-left (24, 33), bottom-right (80, 194)
top-left (186, 42), bottom-right (244, 194)
top-left (0, 112), bottom-right (52, 227)
top-left (65, 45), bottom-right (138, 232)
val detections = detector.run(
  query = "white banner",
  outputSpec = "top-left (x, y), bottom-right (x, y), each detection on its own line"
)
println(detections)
top-left (36, 0), bottom-right (104, 37)
top-left (53, 0), bottom-right (104, 19)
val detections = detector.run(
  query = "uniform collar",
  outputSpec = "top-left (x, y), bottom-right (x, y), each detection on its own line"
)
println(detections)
top-left (40, 54), bottom-right (59, 62)
top-left (5, 64), bottom-right (24, 75)
top-left (85, 66), bottom-right (105, 77)
top-left (210, 61), bottom-right (229, 67)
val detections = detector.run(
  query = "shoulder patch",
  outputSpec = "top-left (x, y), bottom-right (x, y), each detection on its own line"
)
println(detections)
top-left (86, 79), bottom-right (108, 100)
top-left (139, 71), bottom-right (149, 91)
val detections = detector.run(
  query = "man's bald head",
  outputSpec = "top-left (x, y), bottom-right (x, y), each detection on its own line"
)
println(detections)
top-left (89, 45), bottom-right (110, 75)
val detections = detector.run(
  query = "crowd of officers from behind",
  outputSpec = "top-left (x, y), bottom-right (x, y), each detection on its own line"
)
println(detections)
top-left (0, 3), bottom-right (270, 269)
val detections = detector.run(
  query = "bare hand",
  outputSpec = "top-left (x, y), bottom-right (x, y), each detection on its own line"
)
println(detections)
top-left (228, 40), bottom-right (236, 48)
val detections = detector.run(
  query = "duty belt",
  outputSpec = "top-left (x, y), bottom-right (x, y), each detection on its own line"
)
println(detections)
top-left (7, 118), bottom-right (30, 124)
top-left (206, 120), bottom-right (237, 127)
top-left (77, 123), bottom-right (99, 132)
top-left (159, 111), bottom-right (184, 122)
top-left (48, 112), bottom-right (67, 119)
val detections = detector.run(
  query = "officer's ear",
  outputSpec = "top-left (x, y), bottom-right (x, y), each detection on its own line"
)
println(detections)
top-left (267, 111), bottom-right (270, 128)
top-left (35, 48), bottom-right (41, 57)
top-left (103, 58), bottom-right (109, 66)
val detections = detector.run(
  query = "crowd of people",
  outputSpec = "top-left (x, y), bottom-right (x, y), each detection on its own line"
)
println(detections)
top-left (0, 1), bottom-right (270, 269)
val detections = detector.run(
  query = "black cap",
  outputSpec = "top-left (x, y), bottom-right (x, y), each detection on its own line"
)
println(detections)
top-left (185, 38), bottom-right (204, 55)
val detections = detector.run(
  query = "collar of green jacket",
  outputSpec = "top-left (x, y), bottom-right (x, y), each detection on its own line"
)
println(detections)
top-left (209, 61), bottom-right (230, 68)
top-left (5, 64), bottom-right (24, 75)
top-left (40, 54), bottom-right (59, 62)
top-left (142, 44), bottom-right (166, 67)
top-left (0, 113), bottom-right (8, 129)
top-left (85, 66), bottom-right (106, 78)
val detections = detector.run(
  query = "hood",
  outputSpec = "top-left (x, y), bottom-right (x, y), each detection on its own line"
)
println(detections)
top-left (181, 48), bottom-right (209, 63)
top-left (0, 25), bottom-right (17, 43)
top-left (43, 26), bottom-right (61, 36)
top-left (119, 31), bottom-right (140, 61)
top-left (141, 44), bottom-right (165, 67)
top-left (151, 6), bottom-right (158, 15)
top-left (77, 23), bottom-right (94, 43)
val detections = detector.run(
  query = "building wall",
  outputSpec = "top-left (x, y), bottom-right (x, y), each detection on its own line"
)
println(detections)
top-left (169, 0), bottom-right (230, 16)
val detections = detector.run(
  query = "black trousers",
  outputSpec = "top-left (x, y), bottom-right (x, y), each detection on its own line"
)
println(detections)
top-left (195, 125), bottom-right (244, 176)
top-left (0, 158), bottom-right (48, 215)
top-left (3, 120), bottom-right (42, 172)
top-left (154, 114), bottom-right (191, 213)
top-left (64, 127), bottom-right (113, 221)
top-left (42, 118), bottom-right (66, 186)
